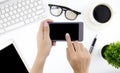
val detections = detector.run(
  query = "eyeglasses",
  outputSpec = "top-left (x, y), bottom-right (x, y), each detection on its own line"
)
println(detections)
top-left (48, 4), bottom-right (81, 20)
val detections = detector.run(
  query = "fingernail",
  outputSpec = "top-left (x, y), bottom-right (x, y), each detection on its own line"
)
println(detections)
top-left (44, 22), bottom-right (48, 27)
top-left (66, 33), bottom-right (69, 36)
top-left (66, 33), bottom-right (68, 35)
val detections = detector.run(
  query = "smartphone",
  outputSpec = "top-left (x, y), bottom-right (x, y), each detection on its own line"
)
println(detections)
top-left (49, 22), bottom-right (83, 41)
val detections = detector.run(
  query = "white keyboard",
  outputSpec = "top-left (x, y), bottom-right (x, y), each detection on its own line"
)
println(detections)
top-left (0, 0), bottom-right (46, 34)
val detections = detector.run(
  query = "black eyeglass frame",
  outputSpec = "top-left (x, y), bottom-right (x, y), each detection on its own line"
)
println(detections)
top-left (48, 4), bottom-right (81, 20)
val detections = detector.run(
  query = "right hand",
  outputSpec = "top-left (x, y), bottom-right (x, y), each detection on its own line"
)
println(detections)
top-left (65, 33), bottom-right (91, 73)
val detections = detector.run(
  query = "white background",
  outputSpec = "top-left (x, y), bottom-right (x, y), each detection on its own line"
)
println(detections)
top-left (0, 0), bottom-right (120, 73)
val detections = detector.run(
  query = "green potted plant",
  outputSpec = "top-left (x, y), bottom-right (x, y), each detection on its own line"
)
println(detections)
top-left (101, 41), bottom-right (120, 69)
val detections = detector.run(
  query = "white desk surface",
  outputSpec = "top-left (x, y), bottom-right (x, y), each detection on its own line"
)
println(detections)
top-left (0, 0), bottom-right (120, 73)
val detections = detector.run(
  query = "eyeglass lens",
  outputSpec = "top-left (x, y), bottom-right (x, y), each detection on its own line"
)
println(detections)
top-left (50, 6), bottom-right (62, 16)
top-left (65, 10), bottom-right (78, 20)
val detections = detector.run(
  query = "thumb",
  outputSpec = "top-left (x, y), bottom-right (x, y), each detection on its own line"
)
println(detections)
top-left (43, 22), bottom-right (50, 39)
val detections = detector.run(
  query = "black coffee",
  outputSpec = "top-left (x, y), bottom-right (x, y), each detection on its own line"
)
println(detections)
top-left (93, 5), bottom-right (111, 23)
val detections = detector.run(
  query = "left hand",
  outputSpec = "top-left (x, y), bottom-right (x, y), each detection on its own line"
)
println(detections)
top-left (37, 19), bottom-right (56, 59)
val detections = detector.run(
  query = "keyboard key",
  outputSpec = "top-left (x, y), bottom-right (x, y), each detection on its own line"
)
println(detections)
top-left (5, 5), bottom-right (9, 8)
top-left (38, 0), bottom-right (42, 4)
top-left (17, 0), bottom-right (22, 3)
top-left (25, 19), bottom-right (30, 24)
top-left (9, 7), bottom-right (14, 11)
top-left (16, 14), bottom-right (20, 18)
top-left (13, 10), bottom-right (17, 14)
top-left (37, 6), bottom-right (42, 10)
top-left (1, 6), bottom-right (5, 10)
top-left (22, 7), bottom-right (25, 11)
top-left (0, 29), bottom-right (5, 34)
top-left (3, 18), bottom-right (7, 22)
top-left (28, 14), bottom-right (32, 18)
top-left (5, 8), bottom-right (9, 12)
top-left (26, 0), bottom-right (30, 4)
top-left (20, 17), bottom-right (24, 21)
top-left (9, 11), bottom-right (13, 15)
top-left (24, 11), bottom-right (27, 15)
top-left (22, 2), bottom-right (26, 6)
top-left (5, 13), bottom-right (9, 17)
top-left (0, 20), bottom-right (3, 24)
top-left (30, 4), bottom-right (34, 8)
top-left (3, 23), bottom-right (7, 27)
top-left (17, 9), bottom-right (22, 12)
top-left (13, 5), bottom-right (18, 9)
top-left (32, 13), bottom-right (35, 16)
top-left (15, 19), bottom-right (19, 22)
top-left (7, 17), bottom-right (12, 21)
top-left (25, 5), bottom-right (29, 9)
top-left (18, 3), bottom-right (22, 7)
top-left (12, 15), bottom-right (16, 19)
top-left (20, 12), bottom-right (24, 16)
top-left (1, 15), bottom-right (5, 19)
top-left (29, 18), bottom-right (34, 22)
top-left (30, 0), bottom-right (34, 2)
top-left (0, 25), bottom-right (3, 28)
top-left (28, 9), bottom-right (32, 13)
top-left (1, 10), bottom-right (5, 14)
top-left (11, 20), bottom-right (15, 24)
top-left (7, 22), bottom-right (11, 25)
top-left (34, 2), bottom-right (38, 6)
top-left (32, 8), bottom-right (36, 12)
top-left (23, 16), bottom-right (27, 19)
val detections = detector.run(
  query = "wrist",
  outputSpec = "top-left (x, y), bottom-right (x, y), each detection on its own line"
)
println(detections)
top-left (30, 53), bottom-right (47, 73)
top-left (36, 53), bottom-right (47, 61)
top-left (74, 70), bottom-right (88, 73)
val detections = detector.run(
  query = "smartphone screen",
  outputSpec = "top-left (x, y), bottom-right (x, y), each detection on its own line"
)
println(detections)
top-left (49, 22), bottom-right (83, 41)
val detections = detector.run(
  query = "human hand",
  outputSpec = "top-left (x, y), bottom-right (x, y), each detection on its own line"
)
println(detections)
top-left (65, 33), bottom-right (91, 73)
top-left (30, 19), bottom-right (56, 73)
top-left (37, 19), bottom-right (56, 60)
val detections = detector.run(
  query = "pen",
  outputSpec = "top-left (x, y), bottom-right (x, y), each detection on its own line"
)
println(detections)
top-left (89, 35), bottom-right (97, 54)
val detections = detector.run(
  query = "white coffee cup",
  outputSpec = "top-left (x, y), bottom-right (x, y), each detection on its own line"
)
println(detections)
top-left (83, 2), bottom-right (113, 30)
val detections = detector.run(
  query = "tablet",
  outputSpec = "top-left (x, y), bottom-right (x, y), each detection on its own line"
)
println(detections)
top-left (0, 40), bottom-right (29, 73)
top-left (49, 22), bottom-right (83, 41)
